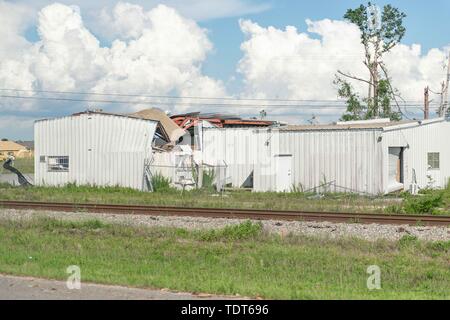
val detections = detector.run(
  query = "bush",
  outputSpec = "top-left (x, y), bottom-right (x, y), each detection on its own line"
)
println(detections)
top-left (403, 192), bottom-right (444, 214)
top-left (201, 169), bottom-right (216, 191)
top-left (384, 204), bottom-right (404, 214)
top-left (151, 173), bottom-right (173, 192)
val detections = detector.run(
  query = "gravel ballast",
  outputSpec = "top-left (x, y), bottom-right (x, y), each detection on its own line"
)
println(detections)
top-left (0, 208), bottom-right (449, 242)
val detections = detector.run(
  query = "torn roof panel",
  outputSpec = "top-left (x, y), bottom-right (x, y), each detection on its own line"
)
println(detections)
top-left (131, 108), bottom-right (185, 142)
top-left (171, 112), bottom-right (276, 129)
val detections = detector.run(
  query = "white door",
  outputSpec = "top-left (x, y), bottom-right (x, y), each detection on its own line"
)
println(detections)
top-left (388, 147), bottom-right (403, 192)
top-left (275, 155), bottom-right (292, 192)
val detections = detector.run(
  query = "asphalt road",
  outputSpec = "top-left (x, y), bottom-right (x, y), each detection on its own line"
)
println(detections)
top-left (0, 274), bottom-right (241, 300)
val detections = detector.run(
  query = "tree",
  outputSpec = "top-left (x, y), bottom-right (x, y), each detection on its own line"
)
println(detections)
top-left (336, 2), bottom-right (406, 121)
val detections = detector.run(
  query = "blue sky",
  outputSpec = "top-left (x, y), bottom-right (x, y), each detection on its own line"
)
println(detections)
top-left (200, 0), bottom-right (450, 83)
top-left (20, 0), bottom-right (450, 88)
top-left (1, 0), bottom-right (450, 139)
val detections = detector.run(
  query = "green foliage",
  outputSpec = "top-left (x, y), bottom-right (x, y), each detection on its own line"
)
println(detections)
top-left (344, 2), bottom-right (406, 52)
top-left (403, 192), bottom-right (444, 214)
top-left (2, 182), bottom-right (448, 216)
top-left (337, 2), bottom-right (406, 122)
top-left (151, 173), bottom-right (173, 192)
top-left (201, 169), bottom-right (216, 191)
top-left (384, 204), bottom-right (404, 214)
top-left (199, 220), bottom-right (263, 241)
top-left (399, 234), bottom-right (418, 247)
top-left (0, 217), bottom-right (449, 299)
top-left (335, 77), bottom-right (364, 121)
top-left (376, 79), bottom-right (401, 121)
top-left (1, 157), bottom-right (34, 174)
top-left (38, 218), bottom-right (107, 231)
top-left (291, 183), bottom-right (304, 193)
top-left (430, 241), bottom-right (450, 252)
top-left (337, 77), bottom-right (401, 122)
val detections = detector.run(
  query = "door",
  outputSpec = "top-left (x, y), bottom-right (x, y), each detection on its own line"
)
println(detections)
top-left (388, 147), bottom-right (404, 191)
top-left (275, 154), bottom-right (292, 192)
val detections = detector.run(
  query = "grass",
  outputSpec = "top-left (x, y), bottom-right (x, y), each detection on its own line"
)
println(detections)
top-left (0, 183), bottom-right (407, 214)
top-left (0, 157), bottom-right (34, 174)
top-left (0, 156), bottom-right (448, 215)
top-left (0, 217), bottom-right (448, 299)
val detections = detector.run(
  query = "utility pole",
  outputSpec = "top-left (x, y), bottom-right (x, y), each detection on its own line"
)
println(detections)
top-left (439, 55), bottom-right (450, 117)
top-left (424, 86), bottom-right (429, 120)
top-left (444, 55), bottom-right (450, 117)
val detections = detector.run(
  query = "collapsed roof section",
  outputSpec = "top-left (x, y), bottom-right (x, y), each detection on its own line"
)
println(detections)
top-left (170, 112), bottom-right (276, 130)
top-left (131, 108), bottom-right (186, 143)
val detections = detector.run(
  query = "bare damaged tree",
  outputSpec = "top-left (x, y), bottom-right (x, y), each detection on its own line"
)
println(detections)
top-left (335, 2), bottom-right (406, 121)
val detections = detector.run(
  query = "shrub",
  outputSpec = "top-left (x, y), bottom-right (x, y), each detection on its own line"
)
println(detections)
top-left (151, 173), bottom-right (173, 192)
top-left (201, 169), bottom-right (216, 191)
top-left (384, 204), bottom-right (404, 214)
top-left (291, 183), bottom-right (304, 193)
top-left (403, 192), bottom-right (444, 214)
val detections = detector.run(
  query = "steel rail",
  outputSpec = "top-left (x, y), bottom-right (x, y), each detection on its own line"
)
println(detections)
top-left (0, 200), bottom-right (449, 226)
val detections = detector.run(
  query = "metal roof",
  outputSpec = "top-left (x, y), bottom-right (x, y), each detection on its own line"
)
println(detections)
top-left (131, 108), bottom-right (185, 142)
top-left (279, 120), bottom-right (418, 131)
top-left (35, 110), bottom-right (159, 124)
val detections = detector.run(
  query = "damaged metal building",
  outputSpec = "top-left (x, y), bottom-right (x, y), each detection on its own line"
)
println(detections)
top-left (200, 118), bottom-right (450, 195)
top-left (34, 111), bottom-right (158, 191)
top-left (34, 107), bottom-right (450, 195)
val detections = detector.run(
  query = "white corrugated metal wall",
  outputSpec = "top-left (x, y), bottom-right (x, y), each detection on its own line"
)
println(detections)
top-left (202, 128), bottom-right (263, 187)
top-left (382, 119), bottom-right (450, 191)
top-left (254, 129), bottom-right (383, 194)
top-left (201, 120), bottom-right (450, 194)
top-left (34, 113), bottom-right (157, 190)
top-left (203, 127), bottom-right (383, 194)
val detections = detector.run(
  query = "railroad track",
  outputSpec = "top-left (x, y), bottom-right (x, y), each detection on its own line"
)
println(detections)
top-left (0, 200), bottom-right (449, 226)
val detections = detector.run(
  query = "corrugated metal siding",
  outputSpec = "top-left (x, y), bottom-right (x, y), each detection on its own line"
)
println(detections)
top-left (382, 121), bottom-right (450, 190)
top-left (203, 127), bottom-right (383, 194)
top-left (254, 130), bottom-right (383, 194)
top-left (201, 122), bottom-right (450, 194)
top-left (202, 128), bottom-right (262, 187)
top-left (34, 114), bottom-right (157, 191)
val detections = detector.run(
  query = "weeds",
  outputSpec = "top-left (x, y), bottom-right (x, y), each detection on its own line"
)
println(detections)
top-left (385, 204), bottom-right (404, 214)
top-left (399, 234), bottom-right (419, 247)
top-left (150, 173), bottom-right (173, 192)
top-left (0, 217), bottom-right (448, 299)
top-left (198, 220), bottom-right (263, 241)
top-left (201, 169), bottom-right (216, 191)
top-left (403, 192), bottom-right (444, 214)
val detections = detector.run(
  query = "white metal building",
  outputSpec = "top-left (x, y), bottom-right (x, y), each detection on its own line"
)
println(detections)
top-left (201, 118), bottom-right (450, 195)
top-left (34, 112), bottom-right (157, 191)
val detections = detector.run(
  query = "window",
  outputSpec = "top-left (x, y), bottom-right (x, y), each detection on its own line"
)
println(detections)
top-left (40, 156), bottom-right (46, 163)
top-left (427, 153), bottom-right (440, 170)
top-left (48, 156), bottom-right (69, 172)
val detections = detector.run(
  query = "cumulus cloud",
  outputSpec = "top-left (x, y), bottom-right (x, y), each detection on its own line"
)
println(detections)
top-left (0, 1), bottom-right (229, 139)
top-left (0, 2), bottom-right (226, 118)
top-left (0, 1), bottom-right (34, 60)
top-left (1, 1), bottom-right (449, 138)
top-left (238, 19), bottom-right (449, 122)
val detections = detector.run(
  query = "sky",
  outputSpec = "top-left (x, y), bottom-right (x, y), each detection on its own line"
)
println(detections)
top-left (0, 0), bottom-right (449, 139)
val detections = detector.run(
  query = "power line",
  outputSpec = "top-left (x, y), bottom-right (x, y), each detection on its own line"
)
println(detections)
top-left (0, 94), bottom-right (438, 110)
top-left (0, 88), bottom-right (347, 103)
top-left (0, 88), bottom-right (432, 104)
